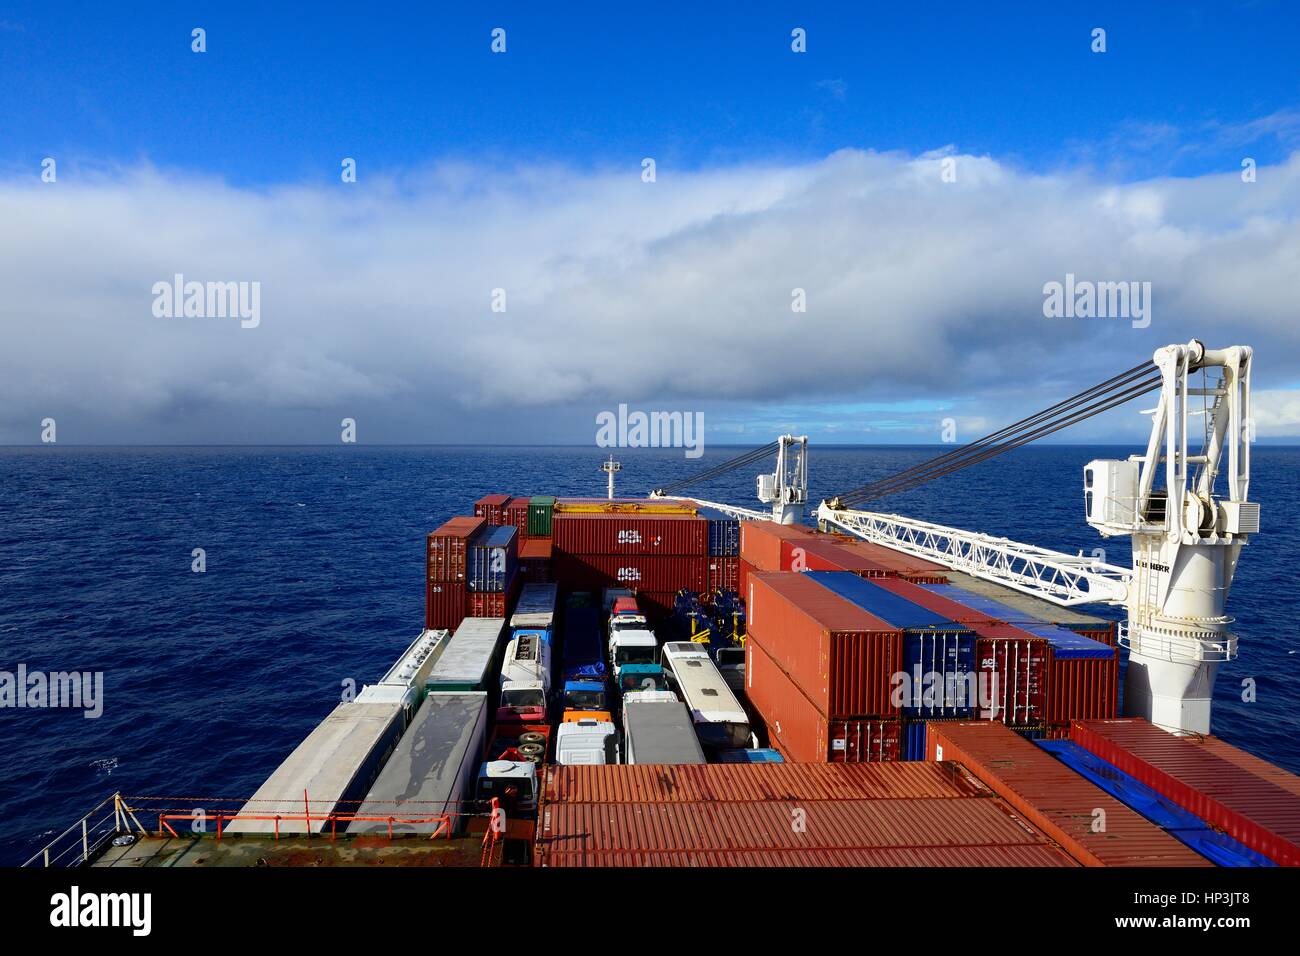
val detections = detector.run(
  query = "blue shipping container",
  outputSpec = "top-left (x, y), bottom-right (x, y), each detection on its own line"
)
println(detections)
top-left (807, 572), bottom-right (977, 717)
top-left (922, 584), bottom-right (1114, 660)
top-left (466, 525), bottom-right (518, 592)
top-left (707, 519), bottom-right (741, 557)
top-left (1037, 740), bottom-right (1275, 867)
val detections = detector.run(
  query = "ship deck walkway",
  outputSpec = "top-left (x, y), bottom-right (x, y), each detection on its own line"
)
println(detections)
top-left (92, 834), bottom-right (484, 867)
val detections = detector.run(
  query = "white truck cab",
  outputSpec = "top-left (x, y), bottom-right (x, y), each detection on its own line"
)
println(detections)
top-left (554, 719), bottom-right (619, 765)
top-left (607, 614), bottom-right (658, 679)
top-left (475, 759), bottom-right (538, 814)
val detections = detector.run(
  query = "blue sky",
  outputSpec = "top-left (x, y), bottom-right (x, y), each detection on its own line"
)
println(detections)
top-left (2, 3), bottom-right (1299, 444)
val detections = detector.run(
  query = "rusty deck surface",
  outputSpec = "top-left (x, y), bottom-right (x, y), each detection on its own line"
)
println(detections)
top-left (92, 834), bottom-right (485, 867)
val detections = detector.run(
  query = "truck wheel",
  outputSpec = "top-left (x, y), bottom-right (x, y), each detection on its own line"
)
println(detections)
top-left (518, 743), bottom-right (545, 760)
top-left (519, 732), bottom-right (545, 746)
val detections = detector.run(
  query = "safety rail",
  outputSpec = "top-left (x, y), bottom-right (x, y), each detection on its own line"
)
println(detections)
top-left (156, 809), bottom-right (455, 841)
top-left (22, 793), bottom-right (142, 868)
top-left (1117, 621), bottom-right (1238, 663)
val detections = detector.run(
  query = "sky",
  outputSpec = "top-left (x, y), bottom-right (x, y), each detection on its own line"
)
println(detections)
top-left (2, 2), bottom-right (1299, 445)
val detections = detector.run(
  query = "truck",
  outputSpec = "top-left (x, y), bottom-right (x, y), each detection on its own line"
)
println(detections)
top-left (498, 631), bottom-right (552, 725)
top-left (554, 718), bottom-right (620, 765)
top-left (615, 663), bottom-right (667, 695)
top-left (510, 582), bottom-right (558, 645)
top-left (622, 694), bottom-right (707, 765)
top-left (561, 680), bottom-right (611, 723)
top-left (607, 597), bottom-right (658, 680)
top-left (349, 692), bottom-right (489, 835)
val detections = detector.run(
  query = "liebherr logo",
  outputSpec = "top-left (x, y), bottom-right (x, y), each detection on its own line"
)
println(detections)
top-left (50, 886), bottom-right (152, 936)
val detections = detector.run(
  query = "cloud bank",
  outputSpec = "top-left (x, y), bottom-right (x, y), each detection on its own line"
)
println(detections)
top-left (2, 148), bottom-right (1299, 443)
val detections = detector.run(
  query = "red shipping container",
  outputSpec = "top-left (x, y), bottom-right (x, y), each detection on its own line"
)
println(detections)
top-left (975, 629), bottom-right (1049, 726)
top-left (518, 537), bottom-right (552, 583)
top-left (747, 571), bottom-right (903, 719)
top-left (552, 513), bottom-right (707, 556)
top-left (925, 722), bottom-right (1210, 867)
top-left (832, 536), bottom-right (949, 582)
top-left (706, 556), bottom-right (739, 592)
top-left (502, 497), bottom-right (530, 539)
top-left (426, 515), bottom-right (486, 583)
top-left (426, 581), bottom-right (467, 631)
top-left (552, 553), bottom-right (708, 593)
top-left (466, 571), bottom-right (522, 617)
top-left (738, 558), bottom-right (756, 598)
top-left (1072, 719), bottom-right (1300, 866)
top-left (778, 537), bottom-right (892, 577)
top-left (1192, 737), bottom-right (1300, 798)
top-left (1069, 623), bottom-right (1119, 648)
top-left (746, 640), bottom-right (901, 762)
top-left (474, 493), bottom-right (511, 524)
top-left (740, 521), bottom-right (817, 571)
top-left (1047, 649), bottom-right (1118, 726)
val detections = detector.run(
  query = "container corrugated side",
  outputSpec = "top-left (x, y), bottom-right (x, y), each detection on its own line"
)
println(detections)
top-left (527, 495), bottom-right (555, 537)
top-left (1046, 646), bottom-right (1119, 726)
top-left (739, 521), bottom-right (816, 571)
top-left (542, 760), bottom-right (988, 804)
top-left (553, 553), bottom-right (708, 594)
top-left (349, 692), bottom-right (489, 835)
top-left (425, 581), bottom-right (467, 631)
top-left (1192, 737), bottom-right (1300, 798)
top-left (228, 702), bottom-right (404, 834)
top-left (778, 537), bottom-right (892, 577)
top-left (536, 844), bottom-right (1078, 867)
top-left (473, 493), bottom-right (511, 524)
top-left (926, 721), bottom-right (1212, 867)
top-left (745, 640), bottom-right (900, 762)
top-left (552, 513), bottom-right (707, 556)
top-left (707, 519), bottom-right (741, 556)
top-left (426, 515), bottom-right (487, 583)
top-left (466, 571), bottom-right (521, 618)
top-left (466, 524), bottom-right (519, 591)
top-left (746, 571), bottom-right (902, 718)
top-left (1072, 719), bottom-right (1300, 866)
top-left (706, 556), bottom-right (739, 592)
top-left (831, 536), bottom-right (949, 581)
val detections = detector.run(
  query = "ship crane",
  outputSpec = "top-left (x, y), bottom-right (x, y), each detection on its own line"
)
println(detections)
top-left (651, 341), bottom-right (1256, 737)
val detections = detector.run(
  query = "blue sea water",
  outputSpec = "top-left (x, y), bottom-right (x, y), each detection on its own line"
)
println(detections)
top-left (1, 444), bottom-right (1297, 865)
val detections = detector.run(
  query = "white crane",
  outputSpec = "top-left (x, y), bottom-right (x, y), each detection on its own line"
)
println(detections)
top-left (654, 341), bottom-right (1257, 737)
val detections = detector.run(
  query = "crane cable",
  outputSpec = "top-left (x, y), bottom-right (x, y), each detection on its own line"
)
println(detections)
top-left (653, 440), bottom-right (780, 497)
top-left (831, 360), bottom-right (1162, 508)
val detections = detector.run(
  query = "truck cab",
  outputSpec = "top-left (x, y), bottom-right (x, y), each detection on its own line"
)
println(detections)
top-left (608, 613), bottom-right (658, 679)
top-left (554, 719), bottom-right (620, 765)
top-left (562, 680), bottom-right (611, 723)
top-left (475, 759), bottom-right (538, 815)
top-left (616, 663), bottom-right (666, 694)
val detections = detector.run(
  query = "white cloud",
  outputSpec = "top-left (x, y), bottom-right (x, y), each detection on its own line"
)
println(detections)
top-left (2, 149), bottom-right (1299, 442)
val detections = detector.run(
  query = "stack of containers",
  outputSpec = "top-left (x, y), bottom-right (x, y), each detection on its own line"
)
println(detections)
top-left (923, 583), bottom-right (1119, 736)
top-left (502, 497), bottom-right (531, 540)
top-left (706, 518), bottom-right (740, 592)
top-left (931, 578), bottom-right (1119, 647)
top-left (830, 536), bottom-right (950, 584)
top-left (868, 577), bottom-right (1049, 734)
top-left (518, 538), bottom-right (553, 583)
top-left (527, 495), bottom-right (556, 538)
top-left (465, 524), bottom-right (520, 617)
top-left (738, 521), bottom-right (818, 596)
top-left (745, 571), bottom-right (904, 762)
top-left (552, 512), bottom-right (708, 616)
top-left (803, 572), bottom-right (977, 761)
top-left (425, 515), bottom-right (486, 630)
top-left (473, 493), bottom-right (511, 525)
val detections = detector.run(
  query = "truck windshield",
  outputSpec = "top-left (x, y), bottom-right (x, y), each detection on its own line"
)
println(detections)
top-left (615, 645), bottom-right (657, 666)
top-left (501, 688), bottom-right (546, 709)
top-left (565, 689), bottom-right (605, 710)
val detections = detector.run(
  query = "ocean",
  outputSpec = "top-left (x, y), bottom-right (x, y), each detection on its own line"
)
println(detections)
top-left (1, 444), bottom-right (1296, 864)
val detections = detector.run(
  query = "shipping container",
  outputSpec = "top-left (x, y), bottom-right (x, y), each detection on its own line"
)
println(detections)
top-left (706, 555), bottom-right (739, 592)
top-left (805, 572), bottom-right (976, 718)
top-left (553, 512), bottom-right (707, 556)
top-left (553, 498), bottom-right (697, 514)
top-left (746, 571), bottom-right (903, 719)
top-left (552, 553), bottom-right (709, 594)
top-left (1072, 719), bottom-right (1300, 866)
top-left (425, 581), bottom-right (467, 632)
top-left (924, 722), bottom-right (1211, 867)
top-left (868, 578), bottom-right (1049, 725)
top-left (738, 557), bottom-right (757, 599)
top-left (425, 617), bottom-right (506, 692)
top-left (707, 519), bottom-right (741, 556)
top-left (349, 692), bottom-right (489, 836)
top-left (739, 520), bottom-right (816, 571)
top-left (528, 495), bottom-right (555, 537)
top-left (517, 537), bottom-right (552, 583)
top-left (466, 572), bottom-right (521, 617)
top-left (228, 702), bottom-right (404, 834)
top-left (473, 493), bottom-right (511, 524)
top-left (426, 515), bottom-right (486, 583)
top-left (830, 536), bottom-right (949, 582)
top-left (745, 640), bottom-right (901, 762)
top-left (1192, 737), bottom-right (1300, 797)
top-left (928, 574), bottom-right (1113, 632)
top-left (1046, 647), bottom-right (1119, 726)
top-left (466, 524), bottom-right (519, 591)
top-left (509, 582), bottom-right (558, 631)
top-left (536, 844), bottom-right (1078, 868)
top-left (779, 537), bottom-right (893, 578)
top-left (503, 497), bottom-right (531, 539)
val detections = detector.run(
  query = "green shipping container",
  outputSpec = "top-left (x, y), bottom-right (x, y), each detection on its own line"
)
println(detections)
top-left (528, 495), bottom-right (556, 537)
